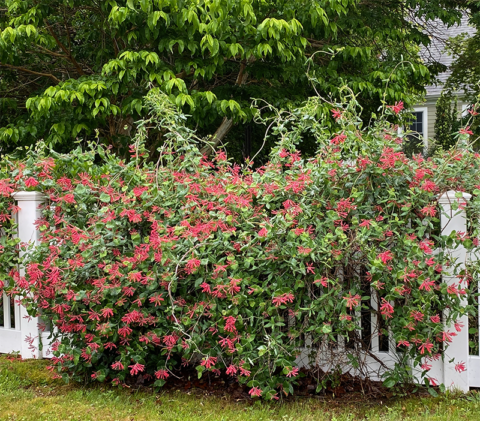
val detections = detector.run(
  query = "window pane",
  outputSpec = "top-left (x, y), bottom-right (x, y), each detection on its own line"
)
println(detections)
top-left (415, 111), bottom-right (423, 124)
top-left (405, 111), bottom-right (425, 156)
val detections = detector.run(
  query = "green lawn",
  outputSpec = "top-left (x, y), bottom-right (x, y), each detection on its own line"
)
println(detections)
top-left (1, 355), bottom-right (480, 421)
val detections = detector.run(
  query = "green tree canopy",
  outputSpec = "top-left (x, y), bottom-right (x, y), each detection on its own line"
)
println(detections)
top-left (442, 4), bottom-right (480, 104)
top-left (0, 0), bottom-right (468, 160)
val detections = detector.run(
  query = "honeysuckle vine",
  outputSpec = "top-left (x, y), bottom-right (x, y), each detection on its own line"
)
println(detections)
top-left (1, 90), bottom-right (480, 399)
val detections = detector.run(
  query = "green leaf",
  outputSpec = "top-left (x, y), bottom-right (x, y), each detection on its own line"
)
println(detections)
top-left (257, 345), bottom-right (267, 356)
top-left (99, 193), bottom-right (111, 203)
top-left (383, 378), bottom-right (396, 388)
top-left (196, 365), bottom-right (205, 379)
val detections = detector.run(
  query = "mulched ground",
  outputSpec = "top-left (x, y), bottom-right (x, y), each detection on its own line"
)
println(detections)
top-left (4, 354), bottom-right (430, 404)
top-left (133, 365), bottom-right (427, 403)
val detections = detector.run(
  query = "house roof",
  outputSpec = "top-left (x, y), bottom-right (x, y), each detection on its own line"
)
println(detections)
top-left (422, 15), bottom-right (476, 97)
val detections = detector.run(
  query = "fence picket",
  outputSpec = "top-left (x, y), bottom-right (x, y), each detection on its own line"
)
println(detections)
top-left (438, 191), bottom-right (471, 392)
top-left (1, 189), bottom-right (479, 392)
top-left (11, 191), bottom-right (45, 359)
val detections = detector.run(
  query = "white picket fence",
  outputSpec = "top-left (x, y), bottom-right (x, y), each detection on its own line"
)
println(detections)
top-left (0, 190), bottom-right (478, 391)
top-left (294, 190), bottom-right (474, 392)
top-left (0, 192), bottom-right (52, 359)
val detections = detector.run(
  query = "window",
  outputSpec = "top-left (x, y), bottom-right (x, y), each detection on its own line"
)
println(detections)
top-left (409, 111), bottom-right (424, 138)
top-left (405, 107), bottom-right (428, 156)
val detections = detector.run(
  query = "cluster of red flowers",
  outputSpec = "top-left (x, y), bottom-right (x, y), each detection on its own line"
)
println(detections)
top-left (0, 101), bottom-right (479, 400)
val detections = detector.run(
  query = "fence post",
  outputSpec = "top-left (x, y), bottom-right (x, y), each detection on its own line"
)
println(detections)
top-left (11, 191), bottom-right (45, 359)
top-left (438, 190), bottom-right (471, 392)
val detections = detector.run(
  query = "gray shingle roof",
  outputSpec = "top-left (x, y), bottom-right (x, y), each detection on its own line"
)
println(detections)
top-left (422, 15), bottom-right (476, 97)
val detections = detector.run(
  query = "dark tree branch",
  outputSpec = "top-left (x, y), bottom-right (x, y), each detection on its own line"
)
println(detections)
top-left (0, 62), bottom-right (60, 83)
top-left (44, 19), bottom-right (86, 76)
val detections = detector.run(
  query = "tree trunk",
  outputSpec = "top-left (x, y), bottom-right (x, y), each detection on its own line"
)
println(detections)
top-left (200, 117), bottom-right (234, 156)
top-left (200, 57), bottom-right (254, 157)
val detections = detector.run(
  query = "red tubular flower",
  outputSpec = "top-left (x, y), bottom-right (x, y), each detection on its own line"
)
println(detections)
top-left (272, 292), bottom-right (295, 307)
top-left (24, 177), bottom-right (39, 188)
top-left (239, 366), bottom-right (251, 377)
top-left (330, 134), bottom-right (347, 145)
top-left (249, 387), bottom-right (262, 397)
top-left (314, 277), bottom-right (329, 287)
top-left (418, 339), bottom-right (434, 355)
top-left (258, 228), bottom-right (268, 237)
top-left (185, 258), bottom-right (201, 274)
top-left (343, 293), bottom-right (361, 310)
top-left (149, 294), bottom-right (164, 307)
top-left (419, 240), bottom-right (434, 255)
top-left (118, 326), bottom-right (132, 338)
top-left (419, 278), bottom-right (435, 291)
top-left (421, 180), bottom-right (437, 192)
top-left (380, 298), bottom-right (394, 319)
top-left (387, 101), bottom-right (404, 114)
top-left (410, 310), bottom-right (424, 322)
top-left (224, 316), bottom-right (237, 333)
top-left (297, 246), bottom-right (312, 255)
top-left (215, 151), bottom-right (227, 162)
top-left (132, 186), bottom-right (148, 197)
top-left (227, 278), bottom-right (241, 295)
top-left (459, 126), bottom-right (474, 135)
top-left (155, 369), bottom-right (170, 380)
top-left (286, 367), bottom-right (299, 378)
top-left (420, 205), bottom-right (436, 217)
top-left (199, 282), bottom-right (212, 294)
top-left (378, 250), bottom-right (393, 264)
top-left (128, 363), bottom-right (145, 376)
top-left (331, 109), bottom-right (342, 120)
top-left (111, 361), bottom-right (124, 370)
top-left (200, 356), bottom-right (217, 369)
top-left (61, 193), bottom-right (76, 204)
top-left (101, 308), bottom-right (114, 318)
top-left (0, 179), bottom-right (14, 196)
top-left (439, 330), bottom-right (456, 343)
top-left (226, 365), bottom-right (237, 376)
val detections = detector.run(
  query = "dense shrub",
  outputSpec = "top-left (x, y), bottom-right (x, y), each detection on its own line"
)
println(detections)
top-left (1, 91), bottom-right (480, 399)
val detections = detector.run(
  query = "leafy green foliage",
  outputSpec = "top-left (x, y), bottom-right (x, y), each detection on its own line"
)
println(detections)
top-left (443, 9), bottom-right (480, 105)
top-left (1, 90), bottom-right (480, 398)
top-left (435, 92), bottom-right (459, 150)
top-left (434, 92), bottom-right (480, 151)
top-left (0, 0), bottom-right (467, 159)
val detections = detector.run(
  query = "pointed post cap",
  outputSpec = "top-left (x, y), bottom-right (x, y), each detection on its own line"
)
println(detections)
top-left (438, 190), bottom-right (472, 205)
top-left (11, 191), bottom-right (46, 201)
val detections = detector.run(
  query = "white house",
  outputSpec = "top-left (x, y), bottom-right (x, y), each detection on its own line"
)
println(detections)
top-left (409, 15), bottom-right (475, 151)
